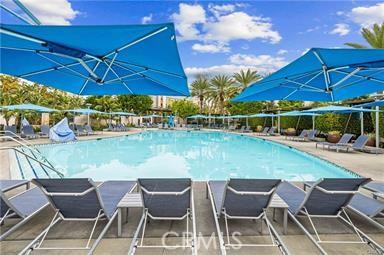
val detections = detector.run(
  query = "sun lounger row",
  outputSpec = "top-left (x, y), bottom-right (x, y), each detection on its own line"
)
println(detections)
top-left (2, 125), bottom-right (50, 140)
top-left (2, 178), bottom-right (383, 255)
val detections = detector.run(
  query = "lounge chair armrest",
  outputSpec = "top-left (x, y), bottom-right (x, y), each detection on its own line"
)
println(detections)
top-left (227, 186), bottom-right (276, 195)
top-left (314, 186), bottom-right (358, 194)
top-left (141, 186), bottom-right (191, 195)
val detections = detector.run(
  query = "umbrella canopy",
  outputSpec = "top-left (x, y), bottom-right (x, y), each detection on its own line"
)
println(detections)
top-left (302, 105), bottom-right (377, 114)
top-left (353, 99), bottom-right (384, 108)
top-left (1, 103), bottom-right (57, 112)
top-left (232, 48), bottom-right (384, 102)
top-left (187, 114), bottom-right (208, 119)
top-left (1, 23), bottom-right (189, 96)
top-left (229, 115), bottom-right (249, 118)
top-left (142, 114), bottom-right (161, 118)
top-left (248, 113), bottom-right (275, 117)
top-left (278, 110), bottom-right (320, 116)
top-left (109, 111), bottom-right (136, 116)
top-left (67, 108), bottom-right (105, 114)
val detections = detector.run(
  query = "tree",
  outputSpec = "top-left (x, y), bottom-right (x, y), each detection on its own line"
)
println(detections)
top-left (233, 69), bottom-right (261, 89)
top-left (116, 95), bottom-right (153, 114)
top-left (190, 75), bottom-right (211, 113)
top-left (170, 99), bottom-right (199, 121)
top-left (85, 96), bottom-right (120, 113)
top-left (209, 75), bottom-right (239, 114)
top-left (345, 22), bottom-right (384, 49)
top-left (228, 102), bottom-right (264, 115)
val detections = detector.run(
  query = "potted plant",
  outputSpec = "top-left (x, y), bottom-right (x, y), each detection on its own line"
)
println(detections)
top-left (256, 125), bottom-right (263, 132)
top-left (327, 131), bottom-right (341, 143)
top-left (366, 133), bottom-right (376, 147)
top-left (285, 128), bottom-right (296, 136)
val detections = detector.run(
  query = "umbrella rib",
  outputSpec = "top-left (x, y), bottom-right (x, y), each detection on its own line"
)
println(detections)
top-left (104, 61), bottom-right (134, 94)
top-left (78, 61), bottom-right (101, 95)
top-left (329, 67), bottom-right (362, 89)
top-left (36, 53), bottom-right (92, 81)
top-left (334, 69), bottom-right (384, 85)
top-left (114, 59), bottom-right (186, 79)
top-left (101, 52), bottom-right (118, 83)
top-left (334, 69), bottom-right (384, 91)
top-left (104, 70), bottom-right (148, 84)
top-left (284, 79), bottom-right (324, 92)
top-left (0, 3), bottom-right (34, 25)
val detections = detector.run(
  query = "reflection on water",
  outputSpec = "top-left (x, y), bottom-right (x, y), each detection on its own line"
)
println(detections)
top-left (36, 131), bottom-right (353, 181)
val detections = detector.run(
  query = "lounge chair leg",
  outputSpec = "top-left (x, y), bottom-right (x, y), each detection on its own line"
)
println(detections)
top-left (88, 211), bottom-right (118, 255)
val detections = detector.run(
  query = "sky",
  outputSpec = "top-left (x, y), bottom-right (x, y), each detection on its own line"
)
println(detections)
top-left (1, 0), bottom-right (384, 81)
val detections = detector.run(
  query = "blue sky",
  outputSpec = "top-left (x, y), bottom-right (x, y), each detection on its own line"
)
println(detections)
top-left (2, 1), bottom-right (384, 79)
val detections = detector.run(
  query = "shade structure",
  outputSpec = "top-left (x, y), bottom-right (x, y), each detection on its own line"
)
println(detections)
top-left (187, 114), bottom-right (208, 119)
top-left (66, 108), bottom-right (105, 114)
top-left (278, 110), bottom-right (320, 117)
top-left (109, 111), bottom-right (136, 116)
top-left (142, 114), bottom-right (161, 118)
top-left (302, 105), bottom-right (377, 114)
top-left (354, 99), bottom-right (384, 108)
top-left (232, 48), bottom-right (384, 102)
top-left (229, 115), bottom-right (249, 119)
top-left (0, 23), bottom-right (189, 96)
top-left (248, 113), bottom-right (275, 118)
top-left (1, 103), bottom-right (57, 112)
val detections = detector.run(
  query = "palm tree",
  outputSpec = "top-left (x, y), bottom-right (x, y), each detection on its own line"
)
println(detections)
top-left (209, 75), bottom-right (238, 115)
top-left (345, 22), bottom-right (384, 48)
top-left (190, 75), bottom-right (211, 113)
top-left (233, 69), bottom-right (261, 89)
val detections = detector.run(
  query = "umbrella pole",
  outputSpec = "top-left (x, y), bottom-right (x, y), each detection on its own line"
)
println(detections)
top-left (360, 110), bottom-right (364, 135)
top-left (376, 106), bottom-right (380, 148)
top-left (263, 118), bottom-right (266, 128)
top-left (296, 116), bottom-right (301, 130)
top-left (312, 116), bottom-right (315, 131)
top-left (246, 117), bottom-right (248, 127)
top-left (277, 111), bottom-right (281, 133)
top-left (343, 113), bottom-right (352, 134)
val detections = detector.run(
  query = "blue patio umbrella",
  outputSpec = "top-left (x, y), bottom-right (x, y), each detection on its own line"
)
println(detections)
top-left (354, 99), bottom-right (384, 148)
top-left (1, 103), bottom-right (57, 112)
top-left (0, 23), bottom-right (189, 96)
top-left (66, 109), bottom-right (105, 114)
top-left (233, 48), bottom-right (384, 102)
top-left (186, 114), bottom-right (208, 119)
top-left (278, 111), bottom-right (321, 130)
top-left (109, 111), bottom-right (136, 116)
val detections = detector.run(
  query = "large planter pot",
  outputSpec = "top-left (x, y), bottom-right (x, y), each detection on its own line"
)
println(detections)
top-left (327, 134), bottom-right (341, 143)
top-left (366, 138), bottom-right (375, 147)
top-left (285, 130), bottom-right (296, 136)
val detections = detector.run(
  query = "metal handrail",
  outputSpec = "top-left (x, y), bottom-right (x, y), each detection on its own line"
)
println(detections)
top-left (2, 146), bottom-right (64, 178)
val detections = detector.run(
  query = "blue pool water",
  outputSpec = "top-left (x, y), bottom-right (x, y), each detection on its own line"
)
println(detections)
top-left (27, 131), bottom-right (355, 181)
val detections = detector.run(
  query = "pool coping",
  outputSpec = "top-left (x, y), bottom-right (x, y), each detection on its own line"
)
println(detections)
top-left (15, 129), bottom-right (362, 180)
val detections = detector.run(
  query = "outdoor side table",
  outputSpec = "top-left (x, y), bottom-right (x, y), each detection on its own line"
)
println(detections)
top-left (270, 194), bottom-right (289, 235)
top-left (117, 193), bottom-right (143, 237)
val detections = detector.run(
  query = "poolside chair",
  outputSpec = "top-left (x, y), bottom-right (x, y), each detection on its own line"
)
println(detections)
top-left (239, 126), bottom-right (246, 132)
top-left (255, 127), bottom-right (269, 136)
top-left (276, 178), bottom-right (383, 254)
top-left (75, 124), bottom-right (88, 136)
top-left (292, 129), bottom-right (316, 141)
top-left (128, 178), bottom-right (197, 255)
top-left (364, 181), bottom-right (384, 199)
top-left (39, 125), bottom-right (50, 137)
top-left (22, 125), bottom-right (39, 139)
top-left (0, 181), bottom-right (49, 241)
top-left (206, 179), bottom-right (290, 255)
top-left (2, 125), bottom-right (18, 141)
top-left (85, 124), bottom-right (95, 135)
top-left (315, 133), bottom-right (353, 150)
top-left (21, 178), bottom-right (136, 254)
top-left (243, 126), bottom-right (252, 133)
top-left (286, 130), bottom-right (307, 140)
top-left (328, 134), bottom-right (369, 152)
top-left (267, 127), bottom-right (276, 136)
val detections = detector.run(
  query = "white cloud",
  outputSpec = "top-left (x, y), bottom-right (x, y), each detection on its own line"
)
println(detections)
top-left (170, 3), bottom-right (206, 41)
top-left (277, 49), bottom-right (288, 55)
top-left (185, 53), bottom-right (288, 78)
top-left (171, 3), bottom-right (281, 49)
top-left (330, 23), bottom-right (350, 36)
top-left (141, 13), bottom-right (153, 24)
top-left (348, 2), bottom-right (384, 27)
top-left (18, 0), bottom-right (79, 25)
top-left (192, 43), bottom-right (230, 53)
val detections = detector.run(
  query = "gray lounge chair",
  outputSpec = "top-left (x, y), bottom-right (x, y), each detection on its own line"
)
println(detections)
top-left (21, 178), bottom-right (136, 254)
top-left (364, 181), bottom-right (384, 199)
top-left (316, 133), bottom-right (353, 149)
top-left (3, 125), bottom-right (18, 140)
top-left (85, 125), bottom-right (95, 135)
top-left (328, 134), bottom-right (369, 152)
top-left (348, 193), bottom-right (384, 231)
top-left (239, 126), bottom-right (245, 132)
top-left (0, 182), bottom-right (49, 241)
top-left (39, 125), bottom-right (50, 137)
top-left (286, 129), bottom-right (307, 140)
top-left (277, 178), bottom-right (383, 254)
top-left (0, 179), bottom-right (29, 192)
top-left (75, 124), bottom-right (87, 136)
top-left (243, 126), bottom-right (252, 133)
top-left (128, 178), bottom-right (197, 255)
top-left (292, 129), bottom-right (316, 141)
top-left (207, 179), bottom-right (290, 255)
top-left (22, 125), bottom-right (39, 139)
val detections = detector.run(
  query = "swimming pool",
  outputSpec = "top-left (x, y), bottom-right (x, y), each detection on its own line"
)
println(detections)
top-left (20, 131), bottom-right (356, 181)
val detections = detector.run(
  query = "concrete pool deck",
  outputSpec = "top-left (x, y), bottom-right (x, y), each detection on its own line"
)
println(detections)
top-left (0, 129), bottom-right (383, 254)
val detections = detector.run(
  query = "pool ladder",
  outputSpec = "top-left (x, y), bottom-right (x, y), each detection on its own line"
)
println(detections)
top-left (0, 131), bottom-right (64, 178)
